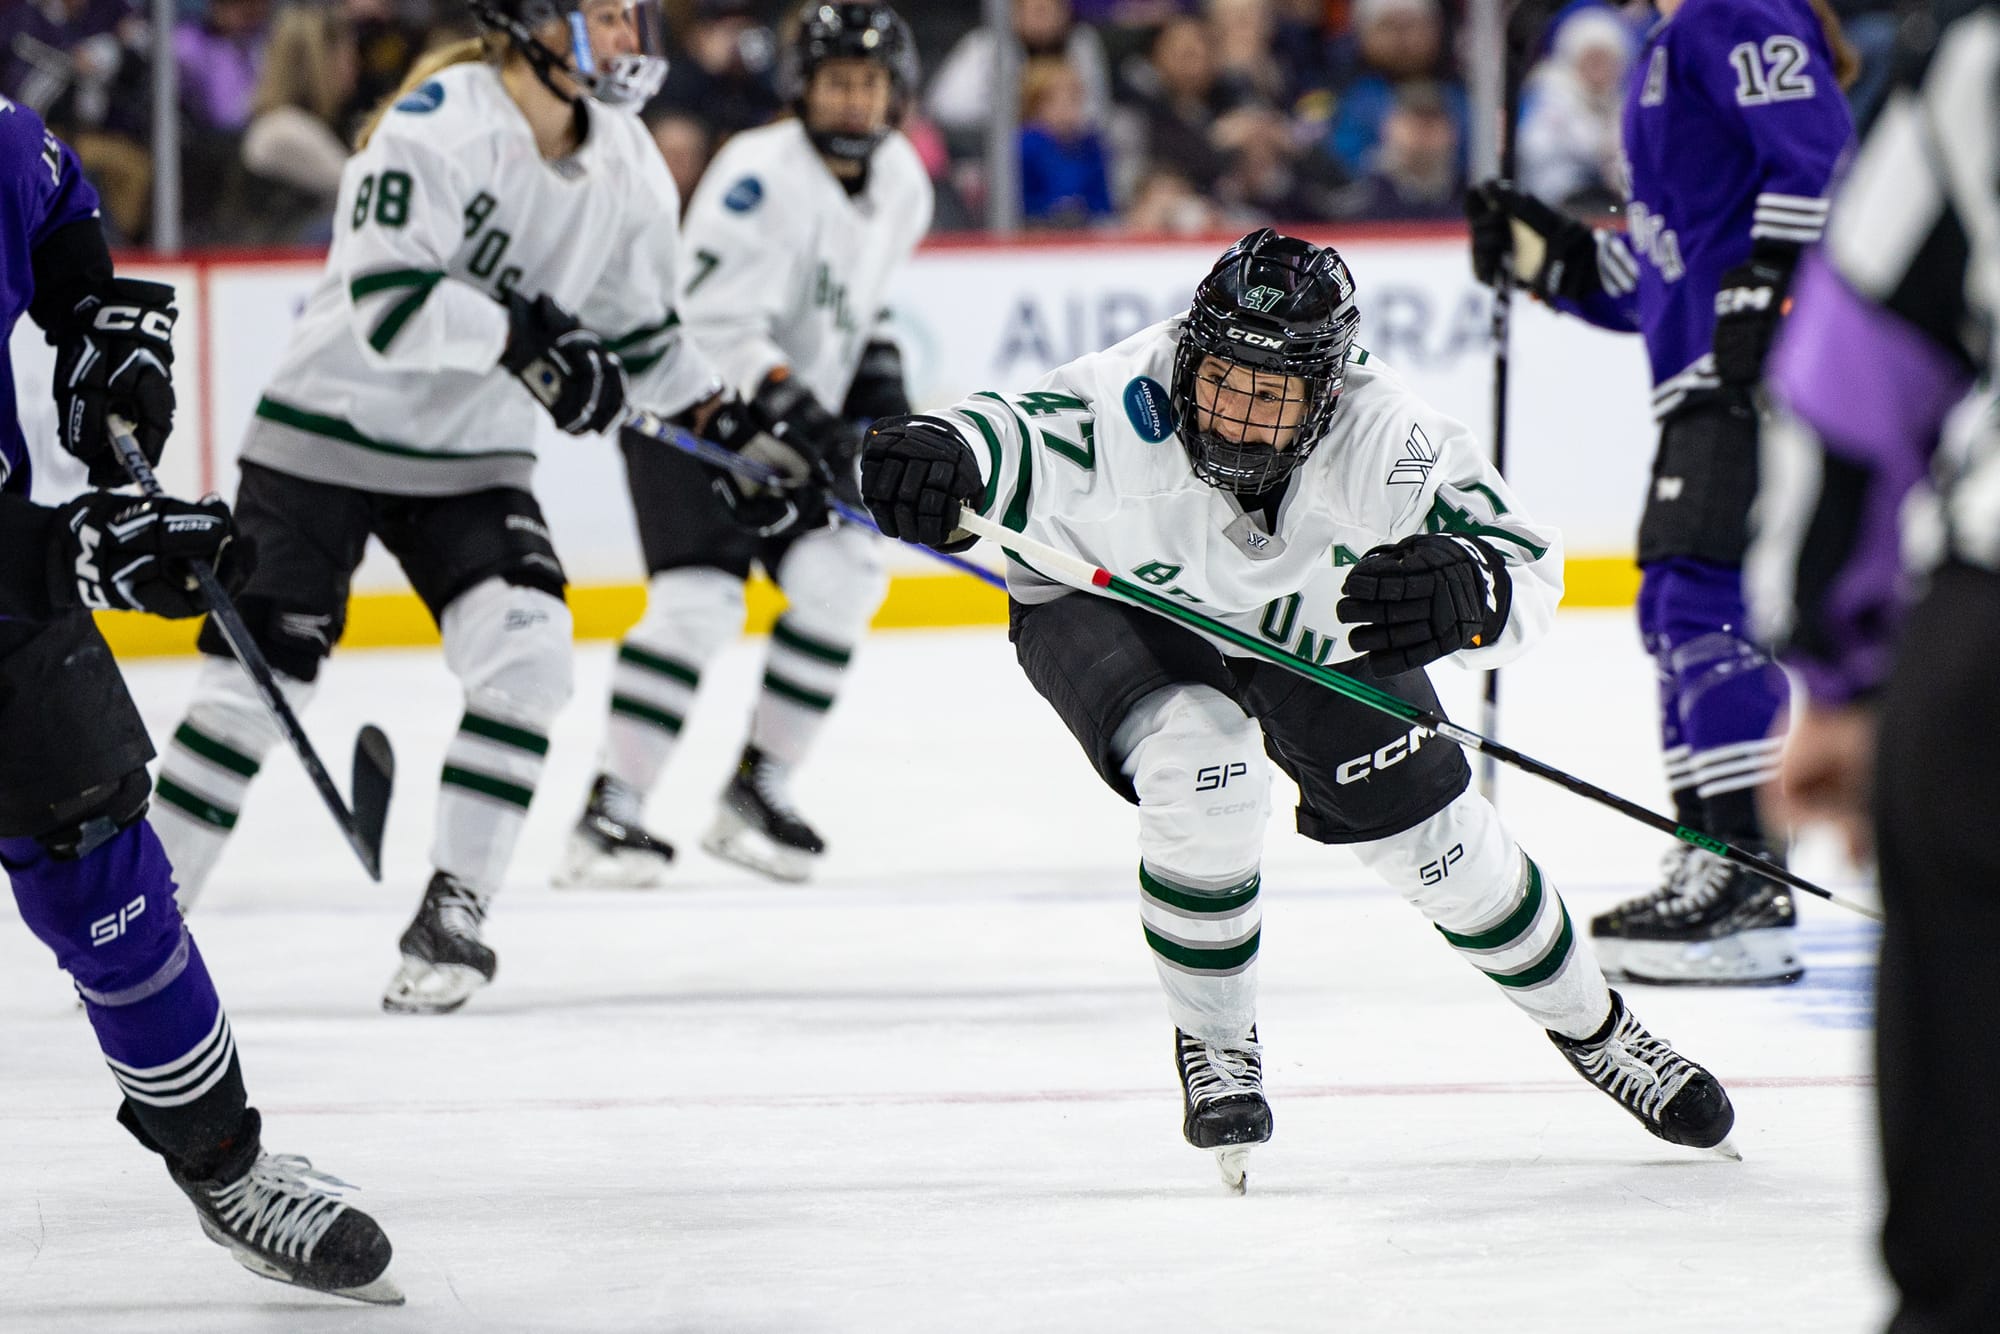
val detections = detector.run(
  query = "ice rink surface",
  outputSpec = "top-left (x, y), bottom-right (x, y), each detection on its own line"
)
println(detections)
top-left (0, 611), bottom-right (1888, 1333)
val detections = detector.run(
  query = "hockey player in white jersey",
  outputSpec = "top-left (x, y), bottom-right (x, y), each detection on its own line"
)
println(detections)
top-left (860, 231), bottom-right (1736, 1188)
top-left (149, 0), bottom-right (812, 1014)
top-left (560, 1), bottom-right (934, 886)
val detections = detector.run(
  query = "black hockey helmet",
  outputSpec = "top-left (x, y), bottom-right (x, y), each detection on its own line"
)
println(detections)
top-left (1171, 229), bottom-right (1362, 495)
top-left (468, 0), bottom-right (668, 107)
top-left (779, 2), bottom-right (920, 162)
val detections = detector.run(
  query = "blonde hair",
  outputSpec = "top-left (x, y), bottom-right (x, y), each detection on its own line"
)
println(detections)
top-left (1020, 56), bottom-right (1083, 122)
top-left (355, 33), bottom-right (510, 149)
top-left (251, 6), bottom-right (355, 127)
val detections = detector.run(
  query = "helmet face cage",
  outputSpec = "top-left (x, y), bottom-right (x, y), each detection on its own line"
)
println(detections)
top-left (471, 0), bottom-right (668, 108)
top-left (1170, 231), bottom-right (1362, 496)
top-left (781, 3), bottom-right (918, 162)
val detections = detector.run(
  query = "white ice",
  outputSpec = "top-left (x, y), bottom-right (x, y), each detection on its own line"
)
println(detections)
top-left (0, 611), bottom-right (1889, 1333)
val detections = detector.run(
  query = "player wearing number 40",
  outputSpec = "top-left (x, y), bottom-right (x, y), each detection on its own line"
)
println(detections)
top-left (150, 0), bottom-right (804, 1016)
top-left (860, 229), bottom-right (1740, 1191)
top-left (1468, 0), bottom-right (1855, 986)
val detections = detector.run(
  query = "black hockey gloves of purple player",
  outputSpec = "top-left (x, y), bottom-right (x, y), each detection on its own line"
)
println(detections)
top-left (51, 491), bottom-right (246, 619)
top-left (1336, 534), bottom-right (1512, 676)
top-left (500, 291), bottom-right (627, 436)
top-left (50, 278), bottom-right (177, 486)
top-left (1466, 181), bottom-right (1605, 306)
top-left (1712, 242), bottom-right (1802, 388)
top-left (682, 391), bottom-right (820, 537)
top-left (859, 415), bottom-right (983, 553)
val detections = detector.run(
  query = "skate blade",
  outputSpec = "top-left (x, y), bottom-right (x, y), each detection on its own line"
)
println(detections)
top-left (1215, 1146), bottom-right (1252, 1195)
top-left (381, 960), bottom-right (488, 1015)
top-left (553, 834), bottom-right (672, 889)
top-left (1612, 929), bottom-right (1804, 987)
top-left (701, 810), bottom-right (816, 884)
top-left (1708, 1136), bottom-right (1744, 1162)
top-left (212, 1230), bottom-right (406, 1306)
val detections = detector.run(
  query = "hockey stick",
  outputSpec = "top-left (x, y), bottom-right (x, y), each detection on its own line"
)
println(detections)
top-left (950, 507), bottom-right (1881, 923)
top-left (618, 407), bottom-right (1009, 591)
top-left (108, 418), bottom-right (394, 881)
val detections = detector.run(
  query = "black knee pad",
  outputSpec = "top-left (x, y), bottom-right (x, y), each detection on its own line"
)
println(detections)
top-left (32, 768), bottom-right (153, 860)
top-left (196, 594), bottom-right (339, 682)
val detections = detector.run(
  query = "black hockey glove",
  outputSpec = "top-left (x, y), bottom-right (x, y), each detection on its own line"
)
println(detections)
top-left (682, 392), bottom-right (821, 538)
top-left (50, 491), bottom-right (245, 619)
top-left (501, 292), bottom-right (627, 436)
top-left (753, 368), bottom-right (846, 484)
top-left (1336, 534), bottom-right (1512, 676)
top-left (48, 278), bottom-right (178, 485)
top-left (841, 339), bottom-right (913, 422)
top-left (1712, 243), bottom-right (1802, 388)
top-left (860, 414), bottom-right (983, 553)
top-left (1465, 180), bottom-right (1602, 306)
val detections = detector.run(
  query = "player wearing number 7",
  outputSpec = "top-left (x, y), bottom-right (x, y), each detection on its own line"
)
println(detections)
top-left (860, 230), bottom-right (1737, 1189)
top-left (151, 0), bottom-right (805, 1014)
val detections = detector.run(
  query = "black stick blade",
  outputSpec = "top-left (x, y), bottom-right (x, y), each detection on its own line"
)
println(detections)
top-left (350, 725), bottom-right (395, 882)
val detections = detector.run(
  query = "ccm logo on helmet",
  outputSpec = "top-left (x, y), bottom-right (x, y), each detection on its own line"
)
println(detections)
top-left (1225, 326), bottom-right (1285, 350)
top-left (1336, 726), bottom-right (1429, 784)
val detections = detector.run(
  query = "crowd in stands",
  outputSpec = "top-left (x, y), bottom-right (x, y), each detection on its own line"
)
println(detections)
top-left (1, 0), bottom-right (1908, 246)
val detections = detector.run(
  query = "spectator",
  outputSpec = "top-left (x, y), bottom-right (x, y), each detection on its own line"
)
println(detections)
top-left (643, 106), bottom-right (712, 207)
top-left (928, 0), bottom-right (1112, 151)
top-left (240, 4), bottom-right (358, 241)
top-left (1019, 56), bottom-right (1115, 225)
top-left (336, 0), bottom-right (434, 133)
top-left (647, 0), bottom-right (780, 143)
top-left (1122, 164), bottom-right (1221, 232)
top-left (1126, 14), bottom-right (1235, 191)
top-left (176, 0), bottom-right (270, 133)
top-left (1, 0), bottom-right (153, 241)
top-left (1338, 79), bottom-right (1460, 219)
top-left (1516, 6), bottom-right (1633, 210)
top-left (1208, 0), bottom-right (1286, 108)
top-left (1213, 107), bottom-right (1344, 221)
top-left (1323, 0), bottom-right (1464, 179)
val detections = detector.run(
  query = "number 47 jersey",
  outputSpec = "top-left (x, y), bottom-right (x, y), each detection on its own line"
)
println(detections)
top-left (935, 319), bottom-right (1565, 670)
top-left (241, 62), bottom-right (720, 498)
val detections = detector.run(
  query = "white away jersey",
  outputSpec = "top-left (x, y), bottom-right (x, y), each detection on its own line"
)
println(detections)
top-left (937, 320), bottom-right (1564, 668)
top-left (242, 62), bottom-right (719, 496)
top-left (677, 119), bottom-right (933, 410)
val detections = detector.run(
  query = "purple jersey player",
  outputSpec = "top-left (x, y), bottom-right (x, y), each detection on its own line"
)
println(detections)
top-left (1466, 0), bottom-right (1856, 986)
top-left (0, 95), bottom-right (399, 1304)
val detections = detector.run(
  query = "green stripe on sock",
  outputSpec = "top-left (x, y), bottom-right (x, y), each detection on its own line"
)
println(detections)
top-left (1138, 865), bottom-right (1259, 915)
top-left (610, 694), bottom-right (684, 733)
top-left (155, 777), bottom-right (237, 830)
top-left (771, 619), bottom-right (853, 667)
top-left (1437, 859), bottom-right (1545, 952)
top-left (1142, 925), bottom-right (1261, 973)
top-left (1482, 911), bottom-right (1576, 990)
top-left (440, 766), bottom-right (534, 809)
top-left (458, 712), bottom-right (549, 756)
top-left (617, 643), bottom-right (700, 688)
top-left (762, 672), bottom-right (835, 711)
top-left (172, 723), bottom-right (259, 779)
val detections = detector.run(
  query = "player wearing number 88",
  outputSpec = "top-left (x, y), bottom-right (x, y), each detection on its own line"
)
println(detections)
top-left (149, 0), bottom-right (786, 1015)
top-left (861, 230), bottom-right (1738, 1189)
top-left (1466, 0), bottom-right (1856, 985)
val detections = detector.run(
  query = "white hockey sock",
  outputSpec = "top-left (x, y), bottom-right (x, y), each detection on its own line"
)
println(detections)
top-left (1139, 862), bottom-right (1262, 1043)
top-left (433, 707), bottom-right (548, 897)
top-left (1351, 790), bottom-right (1611, 1039)
top-left (152, 655), bottom-right (314, 909)
top-left (747, 615), bottom-right (854, 769)
top-left (601, 568), bottom-right (743, 792)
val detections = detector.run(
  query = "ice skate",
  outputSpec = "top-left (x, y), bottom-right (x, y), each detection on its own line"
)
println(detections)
top-left (382, 872), bottom-right (496, 1014)
top-left (167, 1110), bottom-right (402, 1305)
top-left (1591, 844), bottom-right (1802, 986)
top-left (556, 774), bottom-right (676, 888)
top-left (701, 745), bottom-right (824, 883)
top-left (1551, 990), bottom-right (1737, 1155)
top-left (1175, 1027), bottom-right (1272, 1193)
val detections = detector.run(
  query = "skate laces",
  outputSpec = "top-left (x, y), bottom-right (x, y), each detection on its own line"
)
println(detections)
top-left (1673, 851), bottom-right (1734, 911)
top-left (592, 775), bottom-right (646, 831)
top-left (746, 756), bottom-right (805, 824)
top-left (431, 881), bottom-right (488, 941)
top-left (211, 1154), bottom-right (352, 1261)
top-left (1181, 1034), bottom-right (1263, 1103)
top-left (1572, 1012), bottom-right (1695, 1120)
